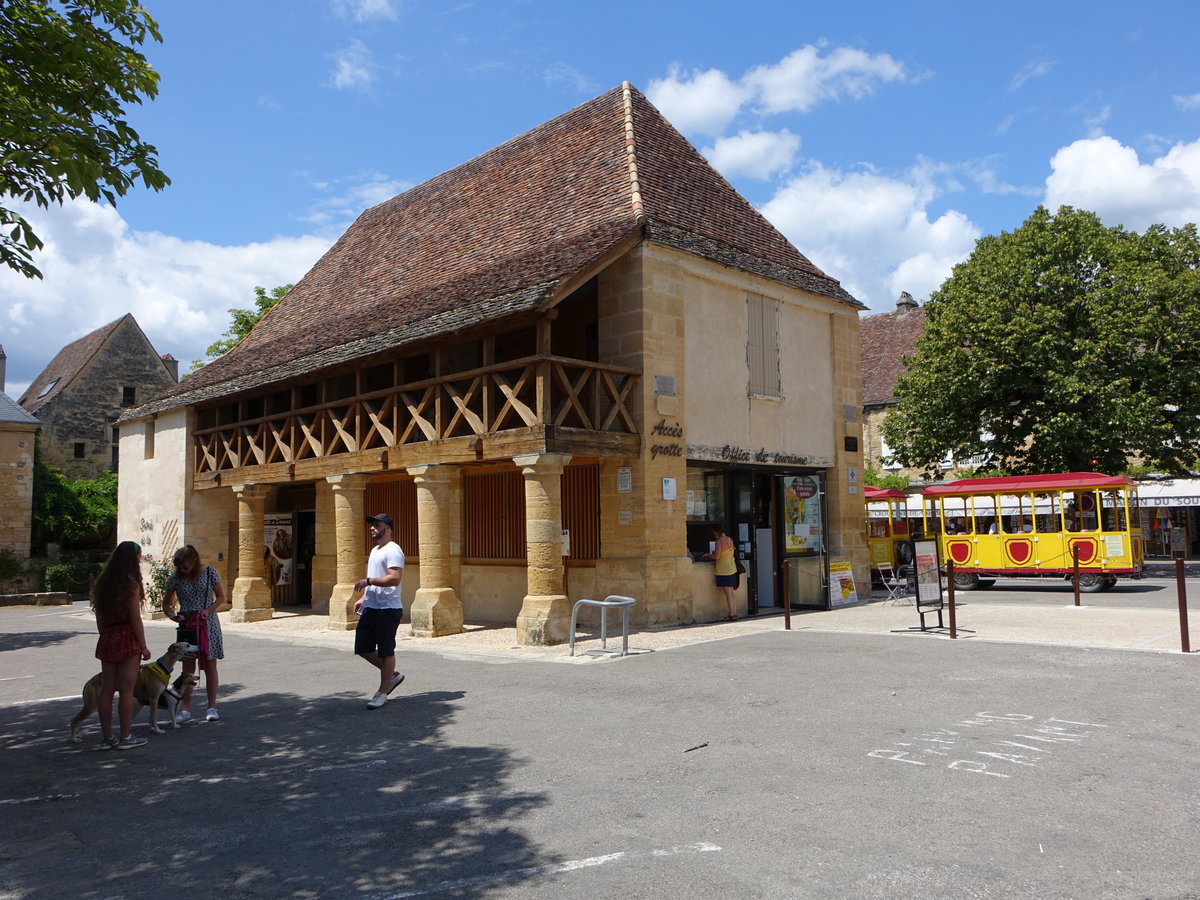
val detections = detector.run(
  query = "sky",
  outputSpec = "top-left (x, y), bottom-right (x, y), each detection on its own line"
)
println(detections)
top-left (3, 0), bottom-right (1200, 399)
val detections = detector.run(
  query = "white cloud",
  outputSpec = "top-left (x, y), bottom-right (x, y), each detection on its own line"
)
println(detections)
top-left (0, 199), bottom-right (331, 394)
top-left (1174, 92), bottom-right (1200, 111)
top-left (646, 65), bottom-right (748, 136)
top-left (760, 163), bottom-right (980, 310)
top-left (544, 64), bottom-right (596, 95)
top-left (703, 130), bottom-right (801, 180)
top-left (648, 45), bottom-right (908, 138)
top-left (329, 39), bottom-right (375, 90)
top-left (301, 172), bottom-right (412, 227)
top-left (1044, 135), bottom-right (1200, 230)
top-left (1009, 59), bottom-right (1056, 92)
top-left (744, 45), bottom-right (908, 115)
top-left (331, 0), bottom-right (399, 22)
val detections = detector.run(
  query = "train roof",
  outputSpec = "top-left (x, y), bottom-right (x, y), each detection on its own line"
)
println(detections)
top-left (923, 472), bottom-right (1135, 496)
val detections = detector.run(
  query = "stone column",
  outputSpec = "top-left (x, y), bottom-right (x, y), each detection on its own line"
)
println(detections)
top-left (326, 473), bottom-right (371, 631)
top-left (229, 483), bottom-right (272, 623)
top-left (309, 479), bottom-right (336, 614)
top-left (514, 453), bottom-right (571, 645)
top-left (407, 465), bottom-right (464, 638)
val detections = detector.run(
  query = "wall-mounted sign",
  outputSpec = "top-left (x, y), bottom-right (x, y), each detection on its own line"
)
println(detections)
top-left (650, 418), bottom-right (684, 461)
top-left (561, 529), bottom-right (570, 557)
top-left (618, 510), bottom-right (633, 525)
top-left (617, 466), bottom-right (633, 493)
top-left (662, 477), bottom-right (678, 501)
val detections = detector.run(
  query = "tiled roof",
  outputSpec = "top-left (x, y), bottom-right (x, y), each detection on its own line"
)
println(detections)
top-left (19, 315), bottom-right (130, 413)
top-left (860, 303), bottom-right (926, 406)
top-left (134, 83), bottom-right (859, 416)
top-left (0, 390), bottom-right (39, 426)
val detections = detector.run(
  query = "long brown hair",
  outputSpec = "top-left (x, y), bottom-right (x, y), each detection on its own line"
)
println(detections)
top-left (172, 544), bottom-right (202, 578)
top-left (91, 541), bottom-right (144, 622)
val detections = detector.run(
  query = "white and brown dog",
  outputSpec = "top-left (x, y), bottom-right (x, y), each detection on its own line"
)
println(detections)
top-left (69, 641), bottom-right (198, 742)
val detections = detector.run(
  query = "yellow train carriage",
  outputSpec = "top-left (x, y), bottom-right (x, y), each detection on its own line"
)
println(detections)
top-left (922, 472), bottom-right (1144, 592)
top-left (865, 485), bottom-right (912, 575)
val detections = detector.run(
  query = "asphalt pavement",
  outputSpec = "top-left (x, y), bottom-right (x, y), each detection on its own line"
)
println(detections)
top-left (0, 580), bottom-right (1197, 899)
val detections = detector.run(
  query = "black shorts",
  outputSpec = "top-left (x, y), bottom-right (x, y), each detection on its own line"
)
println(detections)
top-left (354, 607), bottom-right (403, 658)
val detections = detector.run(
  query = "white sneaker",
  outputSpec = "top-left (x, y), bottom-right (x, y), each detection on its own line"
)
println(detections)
top-left (205, 708), bottom-right (219, 722)
top-left (175, 710), bottom-right (191, 724)
top-left (387, 673), bottom-right (405, 695)
top-left (366, 692), bottom-right (387, 709)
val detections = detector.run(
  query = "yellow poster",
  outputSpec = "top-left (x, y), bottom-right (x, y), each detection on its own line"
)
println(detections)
top-left (782, 475), bottom-right (821, 553)
top-left (829, 559), bottom-right (858, 607)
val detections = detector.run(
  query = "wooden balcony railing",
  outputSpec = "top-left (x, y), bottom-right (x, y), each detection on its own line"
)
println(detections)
top-left (194, 355), bottom-right (640, 475)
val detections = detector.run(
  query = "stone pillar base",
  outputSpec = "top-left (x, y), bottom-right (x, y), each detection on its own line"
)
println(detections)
top-left (327, 584), bottom-right (358, 631)
top-left (516, 594), bottom-right (571, 646)
top-left (230, 577), bottom-right (273, 623)
top-left (309, 581), bottom-right (334, 615)
top-left (411, 586), bottom-right (463, 638)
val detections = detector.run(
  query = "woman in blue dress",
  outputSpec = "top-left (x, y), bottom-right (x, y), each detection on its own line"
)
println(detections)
top-left (163, 545), bottom-right (227, 722)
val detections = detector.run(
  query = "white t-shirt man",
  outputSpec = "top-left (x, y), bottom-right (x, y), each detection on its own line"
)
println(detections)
top-left (362, 541), bottom-right (405, 611)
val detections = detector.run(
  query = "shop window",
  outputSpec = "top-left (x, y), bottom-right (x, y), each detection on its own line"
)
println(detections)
top-left (685, 468), bottom-right (728, 557)
top-left (746, 293), bottom-right (781, 397)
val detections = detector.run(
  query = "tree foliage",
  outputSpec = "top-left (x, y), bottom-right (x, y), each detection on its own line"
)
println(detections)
top-left (0, 0), bottom-right (169, 278)
top-left (31, 437), bottom-right (118, 553)
top-left (882, 206), bottom-right (1200, 477)
top-left (189, 283), bottom-right (292, 373)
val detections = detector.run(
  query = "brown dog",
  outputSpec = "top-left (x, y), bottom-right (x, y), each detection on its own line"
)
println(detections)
top-left (69, 641), bottom-right (198, 742)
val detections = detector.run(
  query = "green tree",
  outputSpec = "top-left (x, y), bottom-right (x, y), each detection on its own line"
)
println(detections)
top-left (30, 437), bottom-right (119, 553)
top-left (189, 283), bottom-right (292, 373)
top-left (882, 206), bottom-right (1200, 477)
top-left (0, 0), bottom-right (170, 279)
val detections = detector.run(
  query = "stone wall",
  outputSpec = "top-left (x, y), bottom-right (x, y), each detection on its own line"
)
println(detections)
top-left (37, 318), bottom-right (176, 480)
top-left (0, 423), bottom-right (37, 557)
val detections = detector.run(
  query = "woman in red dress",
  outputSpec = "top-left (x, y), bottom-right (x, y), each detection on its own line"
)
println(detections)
top-left (91, 541), bottom-right (151, 750)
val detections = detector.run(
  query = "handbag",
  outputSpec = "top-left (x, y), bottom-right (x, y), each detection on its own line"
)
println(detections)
top-left (735, 553), bottom-right (747, 575)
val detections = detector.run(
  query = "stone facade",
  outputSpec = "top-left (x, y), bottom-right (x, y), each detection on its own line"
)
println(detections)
top-left (0, 393), bottom-right (40, 558)
top-left (19, 315), bottom-right (176, 480)
top-left (115, 84), bottom-right (868, 643)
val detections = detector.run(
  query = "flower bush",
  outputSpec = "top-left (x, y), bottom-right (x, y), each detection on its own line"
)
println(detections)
top-left (142, 553), bottom-right (173, 611)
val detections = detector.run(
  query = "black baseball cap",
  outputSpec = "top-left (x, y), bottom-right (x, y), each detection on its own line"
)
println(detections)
top-left (365, 513), bottom-right (394, 528)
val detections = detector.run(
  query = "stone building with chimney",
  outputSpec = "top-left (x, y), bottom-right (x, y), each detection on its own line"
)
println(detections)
top-left (19, 314), bottom-right (178, 479)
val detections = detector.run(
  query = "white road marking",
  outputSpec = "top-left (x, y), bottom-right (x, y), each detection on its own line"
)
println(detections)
top-left (371, 842), bottom-right (722, 898)
top-left (0, 794), bottom-right (79, 805)
top-left (9, 695), bottom-right (76, 706)
top-left (0, 675), bottom-right (34, 682)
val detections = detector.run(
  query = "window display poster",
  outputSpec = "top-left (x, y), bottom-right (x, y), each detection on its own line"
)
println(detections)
top-left (829, 560), bottom-right (858, 607)
top-left (264, 515), bottom-right (294, 586)
top-left (782, 475), bottom-right (821, 553)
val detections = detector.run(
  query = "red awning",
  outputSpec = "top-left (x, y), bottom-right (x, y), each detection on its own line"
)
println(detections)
top-left (864, 485), bottom-right (908, 500)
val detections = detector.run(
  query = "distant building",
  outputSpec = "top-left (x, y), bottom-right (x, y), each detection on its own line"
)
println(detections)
top-left (0, 347), bottom-right (41, 558)
top-left (861, 292), bottom-right (927, 482)
top-left (19, 315), bottom-right (177, 479)
top-left (117, 83), bottom-right (867, 642)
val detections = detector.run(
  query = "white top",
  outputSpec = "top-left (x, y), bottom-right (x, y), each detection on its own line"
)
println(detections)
top-left (363, 541), bottom-right (404, 610)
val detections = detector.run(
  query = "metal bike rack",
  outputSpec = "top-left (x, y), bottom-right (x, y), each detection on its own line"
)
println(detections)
top-left (568, 595), bottom-right (637, 657)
